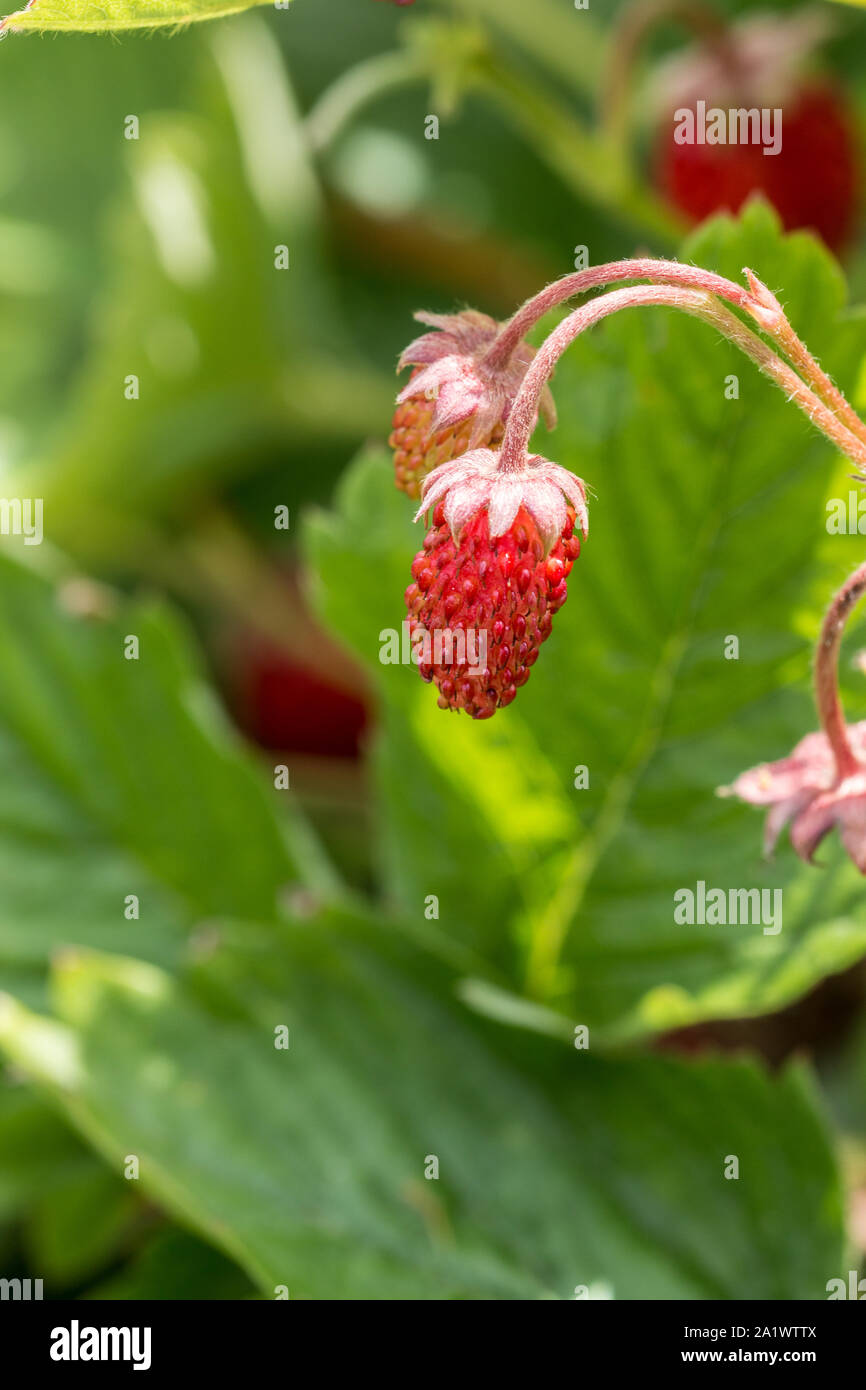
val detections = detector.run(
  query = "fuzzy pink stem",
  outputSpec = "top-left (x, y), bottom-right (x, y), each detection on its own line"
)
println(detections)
top-left (815, 564), bottom-right (866, 780)
top-left (497, 284), bottom-right (866, 475)
top-left (743, 269), bottom-right (866, 449)
top-left (484, 259), bottom-right (752, 370)
top-left (487, 260), bottom-right (866, 455)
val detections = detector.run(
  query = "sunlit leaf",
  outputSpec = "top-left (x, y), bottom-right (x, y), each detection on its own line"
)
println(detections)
top-left (1, 0), bottom-right (275, 35)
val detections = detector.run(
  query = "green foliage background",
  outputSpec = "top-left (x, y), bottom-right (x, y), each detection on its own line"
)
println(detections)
top-left (0, 0), bottom-right (865, 1299)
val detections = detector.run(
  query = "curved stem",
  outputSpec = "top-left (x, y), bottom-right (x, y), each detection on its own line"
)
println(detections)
top-left (487, 261), bottom-right (866, 453)
top-left (497, 284), bottom-right (866, 475)
top-left (815, 564), bottom-right (866, 780)
top-left (484, 258), bottom-right (752, 369)
top-left (742, 269), bottom-right (866, 449)
top-left (304, 49), bottom-right (430, 154)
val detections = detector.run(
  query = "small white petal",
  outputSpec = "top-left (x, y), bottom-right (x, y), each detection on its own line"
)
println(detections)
top-left (431, 375), bottom-right (480, 430)
top-left (487, 478), bottom-right (525, 538)
top-left (444, 477), bottom-right (492, 534)
top-left (398, 332), bottom-right (450, 369)
top-left (523, 480), bottom-right (567, 551)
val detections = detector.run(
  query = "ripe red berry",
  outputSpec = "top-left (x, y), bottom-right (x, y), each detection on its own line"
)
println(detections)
top-left (406, 503), bottom-right (580, 718)
top-left (404, 446), bottom-right (587, 718)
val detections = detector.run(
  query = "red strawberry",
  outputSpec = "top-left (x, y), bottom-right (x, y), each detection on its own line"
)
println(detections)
top-left (391, 309), bottom-right (555, 499)
top-left (405, 447), bottom-right (587, 717)
top-left (652, 15), bottom-right (859, 252)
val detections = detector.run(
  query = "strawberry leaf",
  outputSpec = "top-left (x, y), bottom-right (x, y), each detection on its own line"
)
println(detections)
top-left (0, 923), bottom-right (844, 1300)
top-left (0, 550), bottom-right (313, 978)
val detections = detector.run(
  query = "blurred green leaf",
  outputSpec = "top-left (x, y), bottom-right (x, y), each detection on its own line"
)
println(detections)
top-left (0, 550), bottom-right (314, 979)
top-left (447, 0), bottom-right (606, 100)
top-left (820, 1014), bottom-right (866, 1138)
top-left (26, 17), bottom-right (391, 574)
top-left (306, 201), bottom-right (866, 1036)
top-left (85, 1227), bottom-right (256, 1299)
top-left (0, 1082), bottom-right (92, 1222)
top-left (1, 0), bottom-right (274, 34)
top-left (0, 924), bottom-right (844, 1299)
top-left (26, 1167), bottom-right (140, 1286)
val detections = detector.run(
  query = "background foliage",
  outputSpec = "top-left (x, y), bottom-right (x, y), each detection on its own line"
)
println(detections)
top-left (0, 0), bottom-right (864, 1299)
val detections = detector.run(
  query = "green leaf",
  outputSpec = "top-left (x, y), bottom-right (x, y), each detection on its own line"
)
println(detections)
top-left (0, 921), bottom-right (844, 1299)
top-left (305, 201), bottom-right (866, 1036)
top-left (26, 1168), bottom-right (140, 1287)
top-left (0, 1082), bottom-right (92, 1222)
top-left (85, 1228), bottom-right (257, 1300)
top-left (0, 550), bottom-right (308, 978)
top-left (1, 0), bottom-right (274, 34)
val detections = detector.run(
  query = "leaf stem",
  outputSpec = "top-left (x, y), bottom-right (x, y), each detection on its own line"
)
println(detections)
top-left (484, 257), bottom-right (753, 369)
top-left (304, 49), bottom-right (431, 154)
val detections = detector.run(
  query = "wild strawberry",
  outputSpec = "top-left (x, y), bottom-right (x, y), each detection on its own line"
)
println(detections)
top-left (391, 309), bottom-right (555, 499)
top-left (404, 448), bottom-right (587, 717)
top-left (652, 14), bottom-right (859, 252)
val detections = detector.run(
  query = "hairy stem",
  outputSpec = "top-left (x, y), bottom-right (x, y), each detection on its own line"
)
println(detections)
top-left (488, 261), bottom-right (866, 454)
top-left (484, 258), bottom-right (753, 368)
top-left (743, 269), bottom-right (866, 449)
top-left (496, 283), bottom-right (866, 475)
top-left (815, 564), bottom-right (866, 780)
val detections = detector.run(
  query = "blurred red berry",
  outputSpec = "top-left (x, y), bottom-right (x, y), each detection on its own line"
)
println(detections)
top-left (652, 15), bottom-right (860, 252)
top-left (657, 82), bottom-right (858, 252)
top-left (231, 644), bottom-right (368, 758)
